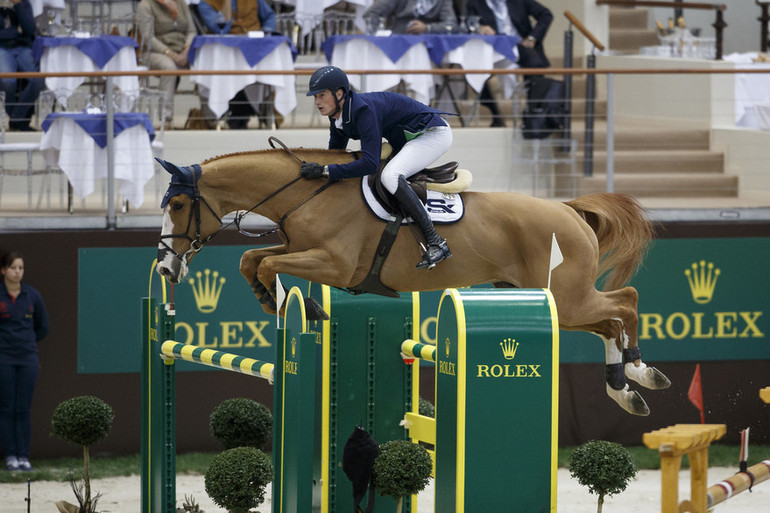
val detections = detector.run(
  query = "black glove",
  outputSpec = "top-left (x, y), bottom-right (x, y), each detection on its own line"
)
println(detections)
top-left (300, 162), bottom-right (326, 179)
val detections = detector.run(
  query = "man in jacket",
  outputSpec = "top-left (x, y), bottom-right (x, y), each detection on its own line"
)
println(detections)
top-left (466, 0), bottom-right (553, 126)
top-left (0, 0), bottom-right (44, 131)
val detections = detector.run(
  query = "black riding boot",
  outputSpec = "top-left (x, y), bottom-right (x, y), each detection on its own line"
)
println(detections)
top-left (393, 176), bottom-right (451, 269)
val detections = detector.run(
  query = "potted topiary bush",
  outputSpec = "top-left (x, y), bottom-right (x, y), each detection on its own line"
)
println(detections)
top-left (204, 446), bottom-right (273, 513)
top-left (50, 395), bottom-right (114, 513)
top-left (373, 440), bottom-right (432, 513)
top-left (418, 397), bottom-right (434, 418)
top-left (209, 398), bottom-right (272, 450)
top-left (569, 440), bottom-right (638, 513)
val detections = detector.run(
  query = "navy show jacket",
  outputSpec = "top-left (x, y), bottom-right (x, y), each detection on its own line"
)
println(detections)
top-left (325, 91), bottom-right (450, 181)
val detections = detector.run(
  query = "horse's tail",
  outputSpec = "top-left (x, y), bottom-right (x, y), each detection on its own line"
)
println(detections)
top-left (565, 193), bottom-right (654, 291)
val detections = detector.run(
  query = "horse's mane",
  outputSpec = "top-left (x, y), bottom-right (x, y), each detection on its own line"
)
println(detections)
top-left (200, 147), bottom-right (352, 166)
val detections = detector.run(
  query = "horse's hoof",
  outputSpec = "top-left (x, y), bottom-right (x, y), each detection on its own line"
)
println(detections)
top-left (625, 390), bottom-right (651, 416)
top-left (625, 363), bottom-right (672, 390)
top-left (606, 384), bottom-right (650, 416)
top-left (647, 366), bottom-right (672, 389)
top-left (304, 297), bottom-right (330, 321)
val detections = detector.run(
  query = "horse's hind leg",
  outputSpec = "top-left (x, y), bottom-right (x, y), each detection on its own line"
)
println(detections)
top-left (558, 286), bottom-right (669, 416)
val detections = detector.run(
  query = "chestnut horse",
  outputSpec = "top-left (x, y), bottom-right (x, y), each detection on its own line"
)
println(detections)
top-left (155, 147), bottom-right (670, 416)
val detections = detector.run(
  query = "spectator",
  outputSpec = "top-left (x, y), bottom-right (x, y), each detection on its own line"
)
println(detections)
top-left (0, 251), bottom-right (49, 472)
top-left (364, 0), bottom-right (458, 34)
top-left (136, 0), bottom-right (199, 129)
top-left (197, 0), bottom-right (277, 129)
top-left (0, 0), bottom-right (44, 131)
top-left (466, 0), bottom-right (552, 126)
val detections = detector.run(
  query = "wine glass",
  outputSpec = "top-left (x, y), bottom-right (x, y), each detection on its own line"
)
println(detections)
top-left (466, 15), bottom-right (481, 34)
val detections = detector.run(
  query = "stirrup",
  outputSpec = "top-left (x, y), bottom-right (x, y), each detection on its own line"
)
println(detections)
top-left (416, 240), bottom-right (452, 270)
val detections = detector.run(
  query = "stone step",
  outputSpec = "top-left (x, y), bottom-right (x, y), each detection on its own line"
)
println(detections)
top-left (609, 6), bottom-right (650, 29)
top-left (609, 28), bottom-right (660, 53)
top-left (570, 173), bottom-right (738, 197)
top-left (585, 149), bottom-right (724, 173)
top-left (565, 121), bottom-right (711, 150)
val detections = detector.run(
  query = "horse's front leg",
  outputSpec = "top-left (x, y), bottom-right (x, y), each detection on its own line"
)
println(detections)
top-left (240, 245), bottom-right (287, 315)
top-left (257, 247), bottom-right (354, 320)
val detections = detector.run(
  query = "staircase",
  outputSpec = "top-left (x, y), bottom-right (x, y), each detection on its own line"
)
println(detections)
top-left (547, 6), bottom-right (737, 198)
top-left (607, 6), bottom-right (660, 54)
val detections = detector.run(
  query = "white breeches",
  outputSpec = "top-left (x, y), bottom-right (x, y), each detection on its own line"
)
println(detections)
top-left (380, 123), bottom-right (453, 194)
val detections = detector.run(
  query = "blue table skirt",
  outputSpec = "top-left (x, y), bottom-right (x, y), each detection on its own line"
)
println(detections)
top-left (42, 112), bottom-right (155, 149)
top-left (33, 36), bottom-right (138, 68)
top-left (188, 35), bottom-right (297, 67)
top-left (322, 34), bottom-right (521, 66)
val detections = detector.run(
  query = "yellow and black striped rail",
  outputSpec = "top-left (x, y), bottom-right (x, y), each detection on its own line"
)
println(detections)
top-left (160, 340), bottom-right (274, 382)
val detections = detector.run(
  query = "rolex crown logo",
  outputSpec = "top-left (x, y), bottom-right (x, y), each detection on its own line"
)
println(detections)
top-left (188, 269), bottom-right (226, 313)
top-left (684, 260), bottom-right (720, 304)
top-left (291, 337), bottom-right (297, 358)
top-left (500, 338), bottom-right (519, 360)
top-left (444, 338), bottom-right (451, 357)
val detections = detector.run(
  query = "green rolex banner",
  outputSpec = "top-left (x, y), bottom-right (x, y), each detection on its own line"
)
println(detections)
top-left (77, 238), bottom-right (770, 374)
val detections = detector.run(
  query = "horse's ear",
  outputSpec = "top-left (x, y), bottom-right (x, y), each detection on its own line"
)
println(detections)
top-left (156, 157), bottom-right (183, 178)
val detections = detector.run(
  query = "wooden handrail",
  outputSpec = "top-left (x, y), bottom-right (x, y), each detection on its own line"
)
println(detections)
top-left (565, 10), bottom-right (606, 51)
top-left (597, 0), bottom-right (725, 10)
top-left (597, 0), bottom-right (727, 59)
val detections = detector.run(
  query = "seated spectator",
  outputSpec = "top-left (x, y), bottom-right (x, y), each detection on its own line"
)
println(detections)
top-left (0, 0), bottom-right (44, 131)
top-left (136, 0), bottom-right (199, 129)
top-left (196, 0), bottom-right (277, 129)
top-left (465, 0), bottom-right (552, 127)
top-left (364, 0), bottom-right (458, 34)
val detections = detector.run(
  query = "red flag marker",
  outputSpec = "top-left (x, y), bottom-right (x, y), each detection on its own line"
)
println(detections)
top-left (688, 363), bottom-right (705, 423)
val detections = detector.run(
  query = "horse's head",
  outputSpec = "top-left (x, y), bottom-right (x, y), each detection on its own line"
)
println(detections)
top-left (156, 158), bottom-right (222, 283)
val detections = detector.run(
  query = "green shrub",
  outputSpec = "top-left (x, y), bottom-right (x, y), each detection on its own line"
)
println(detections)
top-left (50, 396), bottom-right (114, 513)
top-left (204, 447), bottom-right (272, 513)
top-left (51, 396), bottom-right (114, 447)
top-left (209, 398), bottom-right (272, 450)
top-left (373, 440), bottom-right (432, 506)
top-left (418, 397), bottom-right (434, 418)
top-left (569, 440), bottom-right (637, 513)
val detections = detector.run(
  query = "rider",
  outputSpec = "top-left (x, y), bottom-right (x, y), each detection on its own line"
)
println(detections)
top-left (300, 65), bottom-right (453, 269)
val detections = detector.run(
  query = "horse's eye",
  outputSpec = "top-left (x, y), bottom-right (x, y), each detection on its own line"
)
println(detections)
top-left (171, 202), bottom-right (184, 211)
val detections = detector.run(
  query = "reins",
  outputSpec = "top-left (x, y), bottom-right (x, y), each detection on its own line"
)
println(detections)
top-left (160, 138), bottom-right (334, 264)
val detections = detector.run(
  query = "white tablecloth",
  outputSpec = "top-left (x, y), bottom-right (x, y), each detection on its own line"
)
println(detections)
top-left (40, 117), bottom-right (155, 207)
top-left (190, 39), bottom-right (297, 119)
top-left (724, 52), bottom-right (770, 130)
top-left (39, 45), bottom-right (140, 97)
top-left (443, 37), bottom-right (519, 98)
top-left (328, 38), bottom-right (434, 105)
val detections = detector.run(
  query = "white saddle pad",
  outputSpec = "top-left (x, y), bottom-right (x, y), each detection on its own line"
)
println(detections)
top-left (360, 178), bottom-right (465, 224)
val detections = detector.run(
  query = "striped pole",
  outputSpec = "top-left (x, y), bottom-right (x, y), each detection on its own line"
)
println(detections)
top-left (401, 339), bottom-right (436, 362)
top-left (161, 340), bottom-right (275, 382)
top-left (706, 460), bottom-right (770, 509)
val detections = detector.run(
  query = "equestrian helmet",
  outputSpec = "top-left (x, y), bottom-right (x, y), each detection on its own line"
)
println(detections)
top-left (306, 66), bottom-right (349, 97)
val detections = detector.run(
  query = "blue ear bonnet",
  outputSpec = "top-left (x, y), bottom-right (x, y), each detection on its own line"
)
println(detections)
top-left (157, 158), bottom-right (202, 208)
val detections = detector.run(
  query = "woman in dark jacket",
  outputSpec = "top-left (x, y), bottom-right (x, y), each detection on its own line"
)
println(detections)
top-left (0, 251), bottom-right (49, 471)
top-left (300, 66), bottom-right (453, 269)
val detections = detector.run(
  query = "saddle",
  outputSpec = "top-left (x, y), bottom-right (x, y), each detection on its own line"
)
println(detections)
top-left (366, 161), bottom-right (459, 214)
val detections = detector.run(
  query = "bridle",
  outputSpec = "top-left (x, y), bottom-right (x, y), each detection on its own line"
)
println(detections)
top-left (158, 137), bottom-right (334, 268)
top-left (157, 164), bottom-right (225, 267)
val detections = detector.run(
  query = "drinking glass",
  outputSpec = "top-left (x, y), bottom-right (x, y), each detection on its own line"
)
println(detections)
top-left (466, 15), bottom-right (481, 34)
